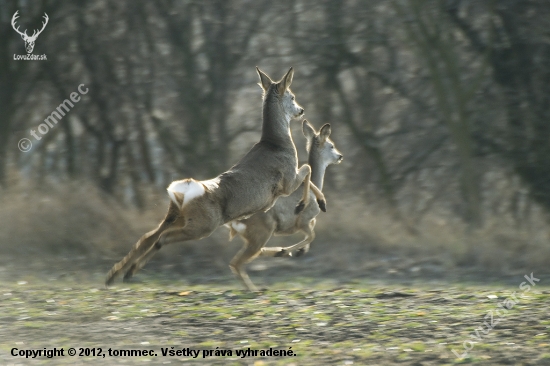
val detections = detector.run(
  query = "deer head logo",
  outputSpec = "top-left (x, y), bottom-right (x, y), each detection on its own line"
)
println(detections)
top-left (11, 11), bottom-right (49, 54)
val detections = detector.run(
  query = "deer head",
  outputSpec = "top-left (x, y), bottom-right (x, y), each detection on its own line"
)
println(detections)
top-left (12, 11), bottom-right (49, 54)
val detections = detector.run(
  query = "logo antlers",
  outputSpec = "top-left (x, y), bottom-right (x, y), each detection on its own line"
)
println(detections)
top-left (11, 11), bottom-right (49, 54)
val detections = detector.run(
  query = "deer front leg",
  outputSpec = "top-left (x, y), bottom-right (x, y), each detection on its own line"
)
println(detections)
top-left (294, 219), bottom-right (316, 257)
top-left (279, 235), bottom-right (313, 256)
top-left (308, 181), bottom-right (326, 212)
top-left (260, 246), bottom-right (292, 257)
top-left (229, 240), bottom-right (264, 292)
top-left (230, 219), bottom-right (276, 291)
top-left (260, 229), bottom-right (314, 258)
top-left (286, 220), bottom-right (316, 256)
top-left (291, 164), bottom-right (311, 214)
top-left (290, 165), bottom-right (327, 214)
top-left (262, 219), bottom-right (316, 258)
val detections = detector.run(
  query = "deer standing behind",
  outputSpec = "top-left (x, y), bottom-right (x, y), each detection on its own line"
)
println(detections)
top-left (105, 67), bottom-right (328, 286)
top-left (227, 120), bottom-right (343, 291)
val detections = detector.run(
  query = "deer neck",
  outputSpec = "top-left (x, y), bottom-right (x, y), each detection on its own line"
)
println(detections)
top-left (260, 98), bottom-right (294, 148)
top-left (308, 153), bottom-right (328, 191)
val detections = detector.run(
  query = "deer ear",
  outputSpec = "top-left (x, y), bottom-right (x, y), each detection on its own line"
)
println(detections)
top-left (319, 123), bottom-right (332, 141)
top-left (302, 120), bottom-right (316, 141)
top-left (278, 67), bottom-right (294, 96)
top-left (256, 67), bottom-right (273, 91)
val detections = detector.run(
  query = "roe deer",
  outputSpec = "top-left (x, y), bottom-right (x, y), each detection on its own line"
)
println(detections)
top-left (105, 67), bottom-right (327, 286)
top-left (227, 120), bottom-right (343, 291)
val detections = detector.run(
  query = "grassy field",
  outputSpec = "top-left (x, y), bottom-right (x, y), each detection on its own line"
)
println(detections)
top-left (0, 266), bottom-right (549, 366)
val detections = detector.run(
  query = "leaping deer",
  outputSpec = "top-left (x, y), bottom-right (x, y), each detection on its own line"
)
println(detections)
top-left (227, 120), bottom-right (343, 291)
top-left (11, 11), bottom-right (49, 54)
top-left (105, 67), bottom-right (327, 286)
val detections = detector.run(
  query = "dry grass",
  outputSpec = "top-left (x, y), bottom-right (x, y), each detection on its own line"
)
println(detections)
top-left (0, 180), bottom-right (241, 276)
top-left (0, 181), bottom-right (548, 279)
top-left (0, 181), bottom-right (142, 259)
top-left (302, 194), bottom-right (550, 276)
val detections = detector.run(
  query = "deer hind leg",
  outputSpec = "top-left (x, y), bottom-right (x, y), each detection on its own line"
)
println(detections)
top-left (229, 221), bottom-right (275, 292)
top-left (126, 217), bottom-right (218, 280)
top-left (123, 239), bottom-right (161, 282)
top-left (105, 203), bottom-right (180, 286)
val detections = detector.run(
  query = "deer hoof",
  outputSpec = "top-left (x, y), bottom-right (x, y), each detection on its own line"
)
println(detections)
top-left (295, 248), bottom-right (306, 257)
top-left (317, 199), bottom-right (326, 212)
top-left (122, 266), bottom-right (136, 282)
top-left (274, 249), bottom-right (291, 257)
top-left (295, 201), bottom-right (305, 214)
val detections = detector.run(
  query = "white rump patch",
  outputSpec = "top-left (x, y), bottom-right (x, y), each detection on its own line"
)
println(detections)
top-left (201, 177), bottom-right (220, 191)
top-left (167, 179), bottom-right (205, 209)
top-left (230, 221), bottom-right (247, 234)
